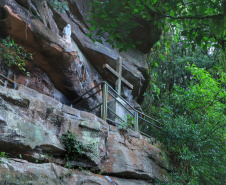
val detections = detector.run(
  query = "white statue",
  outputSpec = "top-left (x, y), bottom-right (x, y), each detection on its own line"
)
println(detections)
top-left (62, 24), bottom-right (71, 43)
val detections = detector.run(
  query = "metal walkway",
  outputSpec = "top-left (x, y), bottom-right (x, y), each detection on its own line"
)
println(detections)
top-left (72, 81), bottom-right (162, 138)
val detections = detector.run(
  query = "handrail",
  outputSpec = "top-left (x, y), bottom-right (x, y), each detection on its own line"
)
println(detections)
top-left (104, 81), bottom-right (137, 111)
top-left (0, 73), bottom-right (18, 86)
top-left (0, 79), bottom-right (4, 85)
top-left (137, 111), bottom-right (162, 125)
top-left (108, 106), bottom-right (125, 123)
top-left (138, 116), bottom-right (162, 130)
top-left (72, 80), bottom-right (137, 115)
top-left (89, 102), bottom-right (103, 112)
top-left (106, 115), bottom-right (153, 138)
top-left (71, 82), bottom-right (104, 104)
top-left (72, 81), bottom-right (163, 136)
top-left (74, 89), bottom-right (102, 106)
top-left (108, 107), bottom-right (136, 130)
top-left (108, 91), bottom-right (135, 116)
top-left (104, 81), bottom-right (162, 127)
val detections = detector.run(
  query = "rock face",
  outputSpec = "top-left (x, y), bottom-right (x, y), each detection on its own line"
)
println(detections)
top-left (0, 158), bottom-right (152, 185)
top-left (0, 0), bottom-right (161, 100)
top-left (0, 85), bottom-right (172, 184)
top-left (0, 0), bottom-right (169, 184)
top-left (0, 0), bottom-right (103, 102)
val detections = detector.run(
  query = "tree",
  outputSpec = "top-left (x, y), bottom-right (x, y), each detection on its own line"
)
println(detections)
top-left (142, 27), bottom-right (221, 114)
top-left (140, 27), bottom-right (226, 184)
top-left (88, 0), bottom-right (226, 52)
top-left (144, 65), bottom-right (226, 185)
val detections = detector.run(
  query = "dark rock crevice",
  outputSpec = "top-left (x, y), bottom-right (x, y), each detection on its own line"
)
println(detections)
top-left (137, 66), bottom-right (150, 104)
top-left (101, 171), bottom-right (154, 182)
top-left (0, 0), bottom-right (156, 102)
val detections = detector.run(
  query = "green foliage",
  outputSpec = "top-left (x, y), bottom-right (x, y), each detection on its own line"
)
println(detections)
top-left (49, 0), bottom-right (69, 13)
top-left (118, 121), bottom-right (128, 130)
top-left (87, 0), bottom-right (140, 51)
top-left (143, 27), bottom-right (221, 115)
top-left (141, 26), bottom-right (226, 184)
top-left (59, 168), bottom-right (73, 179)
top-left (144, 65), bottom-right (226, 184)
top-left (0, 36), bottom-right (32, 76)
top-left (61, 130), bottom-right (94, 161)
top-left (0, 152), bottom-right (8, 164)
top-left (118, 115), bottom-right (135, 129)
top-left (19, 154), bottom-right (22, 159)
top-left (0, 152), bottom-right (8, 158)
top-left (88, 0), bottom-right (225, 52)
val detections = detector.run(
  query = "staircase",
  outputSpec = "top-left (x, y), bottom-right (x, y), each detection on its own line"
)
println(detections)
top-left (72, 81), bottom-right (162, 138)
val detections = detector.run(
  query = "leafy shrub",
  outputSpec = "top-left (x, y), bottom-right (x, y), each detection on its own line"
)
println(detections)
top-left (118, 115), bottom-right (135, 130)
top-left (0, 152), bottom-right (8, 164)
top-left (49, 0), bottom-right (69, 13)
top-left (0, 36), bottom-right (32, 76)
top-left (61, 130), bottom-right (94, 161)
top-left (149, 65), bottom-right (226, 184)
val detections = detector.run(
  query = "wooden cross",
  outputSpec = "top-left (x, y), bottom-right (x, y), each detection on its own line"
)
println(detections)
top-left (0, 73), bottom-right (18, 88)
top-left (103, 57), bottom-right (133, 95)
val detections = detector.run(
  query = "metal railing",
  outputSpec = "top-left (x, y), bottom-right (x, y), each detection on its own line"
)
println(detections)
top-left (72, 81), bottom-right (162, 138)
top-left (0, 72), bottom-right (162, 138)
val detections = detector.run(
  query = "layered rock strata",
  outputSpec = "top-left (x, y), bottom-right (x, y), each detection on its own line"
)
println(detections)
top-left (0, 85), bottom-right (172, 184)
top-left (0, 0), bottom-right (160, 100)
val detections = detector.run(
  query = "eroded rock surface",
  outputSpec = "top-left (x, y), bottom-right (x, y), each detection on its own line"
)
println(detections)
top-left (0, 158), bottom-right (152, 185)
top-left (0, 85), bottom-right (172, 184)
top-left (0, 0), bottom-right (103, 102)
top-left (0, 0), bottom-right (160, 99)
top-left (0, 0), bottom-right (171, 184)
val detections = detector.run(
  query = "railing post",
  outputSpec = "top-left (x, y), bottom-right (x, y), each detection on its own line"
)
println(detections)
top-left (102, 83), bottom-right (108, 121)
top-left (134, 111), bottom-right (138, 132)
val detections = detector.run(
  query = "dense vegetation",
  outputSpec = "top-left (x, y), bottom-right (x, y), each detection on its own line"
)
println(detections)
top-left (88, 0), bottom-right (225, 53)
top-left (49, 0), bottom-right (69, 13)
top-left (142, 31), bottom-right (225, 184)
top-left (0, 36), bottom-right (32, 76)
top-left (88, 0), bottom-right (226, 184)
top-left (0, 1), bottom-right (224, 184)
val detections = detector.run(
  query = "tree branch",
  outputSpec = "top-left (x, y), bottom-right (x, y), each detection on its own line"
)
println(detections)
top-left (202, 123), bottom-right (226, 141)
top-left (164, 0), bottom-right (200, 14)
top-left (164, 13), bottom-right (224, 20)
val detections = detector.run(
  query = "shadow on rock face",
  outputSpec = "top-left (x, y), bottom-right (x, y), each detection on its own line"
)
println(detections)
top-left (0, 2), bottom-right (97, 103)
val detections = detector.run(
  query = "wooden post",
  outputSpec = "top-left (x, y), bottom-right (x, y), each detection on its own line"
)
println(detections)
top-left (102, 83), bottom-right (108, 121)
top-left (4, 70), bottom-right (11, 87)
top-left (115, 57), bottom-right (122, 95)
top-left (0, 73), bottom-right (18, 87)
top-left (103, 57), bottom-right (133, 94)
top-left (0, 79), bottom-right (4, 85)
top-left (134, 112), bottom-right (139, 132)
top-left (102, 57), bottom-right (134, 126)
top-left (13, 74), bottom-right (17, 89)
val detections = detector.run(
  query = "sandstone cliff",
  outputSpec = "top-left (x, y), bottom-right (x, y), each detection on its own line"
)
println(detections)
top-left (0, 0), bottom-right (161, 102)
top-left (0, 85), bottom-right (171, 184)
top-left (0, 0), bottom-right (171, 184)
